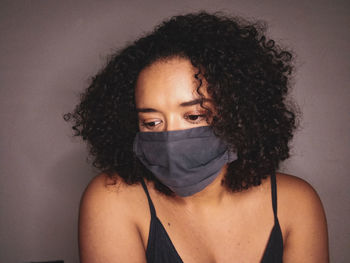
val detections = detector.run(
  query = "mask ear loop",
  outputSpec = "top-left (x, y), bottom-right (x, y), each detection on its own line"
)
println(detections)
top-left (227, 150), bottom-right (238, 163)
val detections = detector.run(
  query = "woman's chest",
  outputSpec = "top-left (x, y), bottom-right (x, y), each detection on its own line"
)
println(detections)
top-left (139, 196), bottom-right (276, 262)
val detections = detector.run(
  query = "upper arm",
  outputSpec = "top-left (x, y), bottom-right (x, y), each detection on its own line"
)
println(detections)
top-left (79, 174), bottom-right (147, 263)
top-left (278, 174), bottom-right (329, 263)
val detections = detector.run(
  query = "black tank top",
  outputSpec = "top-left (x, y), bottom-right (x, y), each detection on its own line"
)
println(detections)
top-left (140, 174), bottom-right (283, 262)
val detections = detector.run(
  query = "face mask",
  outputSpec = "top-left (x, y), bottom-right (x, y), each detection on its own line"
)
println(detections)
top-left (133, 126), bottom-right (237, 197)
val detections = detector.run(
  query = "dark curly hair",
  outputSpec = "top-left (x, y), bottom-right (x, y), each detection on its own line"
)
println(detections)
top-left (64, 11), bottom-right (298, 195)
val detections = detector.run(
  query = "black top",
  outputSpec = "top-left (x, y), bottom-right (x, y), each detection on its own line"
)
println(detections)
top-left (140, 174), bottom-right (283, 263)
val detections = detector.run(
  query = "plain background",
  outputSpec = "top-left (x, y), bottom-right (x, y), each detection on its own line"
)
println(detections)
top-left (0, 0), bottom-right (349, 262)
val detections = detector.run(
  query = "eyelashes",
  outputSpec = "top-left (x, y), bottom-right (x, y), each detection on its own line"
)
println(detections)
top-left (140, 113), bottom-right (208, 129)
top-left (140, 120), bottom-right (162, 128)
top-left (184, 113), bottom-right (207, 123)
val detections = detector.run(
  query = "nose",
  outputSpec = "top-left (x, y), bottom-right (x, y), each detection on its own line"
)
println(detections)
top-left (164, 114), bottom-right (183, 132)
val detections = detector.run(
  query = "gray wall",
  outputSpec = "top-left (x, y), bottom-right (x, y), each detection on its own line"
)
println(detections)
top-left (0, 0), bottom-right (349, 262)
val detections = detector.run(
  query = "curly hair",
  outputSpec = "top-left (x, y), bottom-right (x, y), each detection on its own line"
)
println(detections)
top-left (64, 11), bottom-right (298, 195)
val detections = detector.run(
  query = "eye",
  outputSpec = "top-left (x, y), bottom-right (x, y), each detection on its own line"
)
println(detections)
top-left (188, 115), bottom-right (201, 120)
top-left (184, 113), bottom-right (207, 123)
top-left (141, 120), bottom-right (162, 129)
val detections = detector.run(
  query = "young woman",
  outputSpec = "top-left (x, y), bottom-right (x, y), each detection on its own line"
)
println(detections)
top-left (65, 12), bottom-right (329, 263)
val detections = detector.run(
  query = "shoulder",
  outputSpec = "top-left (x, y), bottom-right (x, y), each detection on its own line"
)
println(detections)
top-left (79, 174), bottom-right (142, 222)
top-left (276, 173), bottom-right (321, 202)
top-left (275, 173), bottom-right (329, 262)
top-left (275, 173), bottom-right (326, 229)
top-left (80, 173), bottom-right (139, 210)
top-left (79, 173), bottom-right (148, 263)
top-left (275, 173), bottom-right (325, 220)
top-left (79, 173), bottom-right (149, 226)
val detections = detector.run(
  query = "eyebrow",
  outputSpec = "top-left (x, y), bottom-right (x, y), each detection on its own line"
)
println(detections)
top-left (136, 107), bottom-right (158, 113)
top-left (179, 98), bottom-right (212, 107)
top-left (136, 98), bottom-right (212, 113)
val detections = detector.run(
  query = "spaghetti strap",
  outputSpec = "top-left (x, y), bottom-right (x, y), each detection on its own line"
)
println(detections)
top-left (270, 173), bottom-right (278, 219)
top-left (142, 174), bottom-right (283, 263)
top-left (140, 178), bottom-right (157, 217)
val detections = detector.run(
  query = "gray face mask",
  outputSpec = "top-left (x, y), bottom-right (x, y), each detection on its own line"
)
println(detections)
top-left (133, 126), bottom-right (237, 197)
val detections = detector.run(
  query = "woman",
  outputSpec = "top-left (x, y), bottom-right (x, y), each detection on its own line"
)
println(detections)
top-left (65, 12), bottom-right (329, 263)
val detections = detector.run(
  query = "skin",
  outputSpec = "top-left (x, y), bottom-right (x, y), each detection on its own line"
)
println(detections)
top-left (79, 57), bottom-right (329, 262)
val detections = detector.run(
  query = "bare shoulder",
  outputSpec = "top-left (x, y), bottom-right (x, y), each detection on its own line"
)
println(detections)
top-left (276, 173), bottom-right (322, 203)
top-left (80, 173), bottom-right (143, 223)
top-left (81, 173), bottom-right (140, 209)
top-left (275, 173), bottom-right (326, 221)
top-left (79, 173), bottom-right (147, 263)
top-left (275, 173), bottom-right (329, 263)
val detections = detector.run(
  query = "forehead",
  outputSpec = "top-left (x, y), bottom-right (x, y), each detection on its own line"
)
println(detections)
top-left (135, 57), bottom-right (208, 107)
